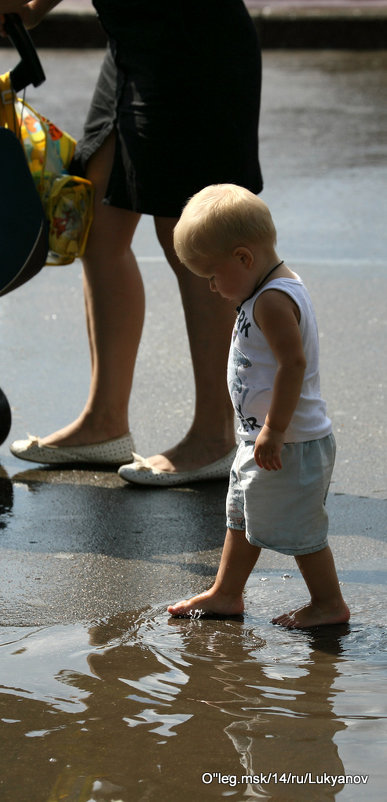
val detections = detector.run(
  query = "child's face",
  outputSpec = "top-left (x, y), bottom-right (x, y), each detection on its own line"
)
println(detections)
top-left (188, 249), bottom-right (257, 303)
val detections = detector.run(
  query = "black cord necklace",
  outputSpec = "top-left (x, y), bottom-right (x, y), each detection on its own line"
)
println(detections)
top-left (236, 260), bottom-right (284, 313)
top-left (255, 259), bottom-right (284, 293)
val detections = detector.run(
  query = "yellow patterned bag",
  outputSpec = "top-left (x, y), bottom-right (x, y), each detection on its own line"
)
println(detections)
top-left (0, 71), bottom-right (93, 265)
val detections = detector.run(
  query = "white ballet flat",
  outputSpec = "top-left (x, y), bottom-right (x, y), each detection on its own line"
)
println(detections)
top-left (118, 447), bottom-right (237, 487)
top-left (10, 433), bottom-right (135, 466)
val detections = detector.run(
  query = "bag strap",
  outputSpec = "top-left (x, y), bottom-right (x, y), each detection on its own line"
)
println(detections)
top-left (0, 72), bottom-right (18, 132)
top-left (4, 13), bottom-right (45, 92)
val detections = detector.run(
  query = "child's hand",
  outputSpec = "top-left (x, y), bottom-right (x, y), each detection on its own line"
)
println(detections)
top-left (254, 424), bottom-right (284, 471)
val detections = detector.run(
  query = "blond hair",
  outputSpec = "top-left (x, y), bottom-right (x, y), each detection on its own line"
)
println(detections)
top-left (174, 184), bottom-right (277, 267)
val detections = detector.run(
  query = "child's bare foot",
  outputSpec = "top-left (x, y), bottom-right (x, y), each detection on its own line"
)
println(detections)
top-left (167, 588), bottom-right (244, 618)
top-left (272, 601), bottom-right (350, 629)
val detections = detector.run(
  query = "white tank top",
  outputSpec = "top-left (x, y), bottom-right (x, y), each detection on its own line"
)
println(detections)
top-left (227, 275), bottom-right (332, 443)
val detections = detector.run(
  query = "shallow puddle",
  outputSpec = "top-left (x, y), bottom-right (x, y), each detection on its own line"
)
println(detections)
top-left (1, 600), bottom-right (386, 802)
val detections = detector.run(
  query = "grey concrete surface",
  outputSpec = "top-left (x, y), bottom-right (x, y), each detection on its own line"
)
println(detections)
top-left (0, 49), bottom-right (386, 626)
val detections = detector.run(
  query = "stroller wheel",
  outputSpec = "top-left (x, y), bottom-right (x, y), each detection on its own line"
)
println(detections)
top-left (0, 387), bottom-right (12, 445)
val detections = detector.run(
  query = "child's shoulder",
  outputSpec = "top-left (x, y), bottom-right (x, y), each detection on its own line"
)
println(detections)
top-left (254, 275), bottom-right (306, 327)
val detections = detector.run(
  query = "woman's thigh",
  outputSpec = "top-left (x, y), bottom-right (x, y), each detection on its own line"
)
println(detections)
top-left (85, 133), bottom-right (141, 259)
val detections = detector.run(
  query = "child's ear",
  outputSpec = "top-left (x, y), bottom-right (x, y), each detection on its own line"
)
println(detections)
top-left (233, 246), bottom-right (254, 268)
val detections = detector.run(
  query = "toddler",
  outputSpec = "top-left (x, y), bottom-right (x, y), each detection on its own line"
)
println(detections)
top-left (168, 184), bottom-right (350, 628)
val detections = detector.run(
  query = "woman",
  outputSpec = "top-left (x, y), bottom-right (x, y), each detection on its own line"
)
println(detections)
top-left (2, 0), bottom-right (263, 485)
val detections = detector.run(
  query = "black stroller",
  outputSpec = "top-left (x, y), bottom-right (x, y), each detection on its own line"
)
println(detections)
top-left (0, 14), bottom-right (47, 444)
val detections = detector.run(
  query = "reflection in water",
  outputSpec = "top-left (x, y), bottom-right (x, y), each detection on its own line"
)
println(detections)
top-left (0, 611), bottom-right (385, 801)
top-left (223, 629), bottom-right (348, 800)
top-left (0, 467), bottom-right (13, 530)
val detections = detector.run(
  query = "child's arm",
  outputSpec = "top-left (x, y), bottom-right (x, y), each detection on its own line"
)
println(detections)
top-left (253, 289), bottom-right (306, 471)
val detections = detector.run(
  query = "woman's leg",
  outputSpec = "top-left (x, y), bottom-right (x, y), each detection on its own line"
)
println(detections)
top-left (168, 528), bottom-right (261, 616)
top-left (145, 216), bottom-right (236, 473)
top-left (41, 133), bottom-right (144, 447)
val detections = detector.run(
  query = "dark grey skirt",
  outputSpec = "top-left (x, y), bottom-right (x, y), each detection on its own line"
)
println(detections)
top-left (73, 0), bottom-right (263, 217)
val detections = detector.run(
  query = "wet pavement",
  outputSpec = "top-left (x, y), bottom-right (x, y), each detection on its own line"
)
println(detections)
top-left (0, 48), bottom-right (386, 802)
top-left (0, 43), bottom-right (386, 632)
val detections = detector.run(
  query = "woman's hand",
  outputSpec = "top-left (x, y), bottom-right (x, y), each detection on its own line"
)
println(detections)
top-left (0, 0), bottom-right (26, 35)
top-left (0, 0), bottom-right (60, 34)
top-left (0, 1), bottom-right (30, 12)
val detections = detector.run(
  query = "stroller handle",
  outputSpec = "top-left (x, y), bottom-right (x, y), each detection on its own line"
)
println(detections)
top-left (4, 13), bottom-right (45, 91)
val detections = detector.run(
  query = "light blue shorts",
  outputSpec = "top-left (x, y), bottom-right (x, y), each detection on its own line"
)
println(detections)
top-left (226, 434), bottom-right (336, 556)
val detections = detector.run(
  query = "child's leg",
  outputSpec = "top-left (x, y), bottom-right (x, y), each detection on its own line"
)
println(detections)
top-left (168, 528), bottom-right (261, 616)
top-left (272, 546), bottom-right (350, 628)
